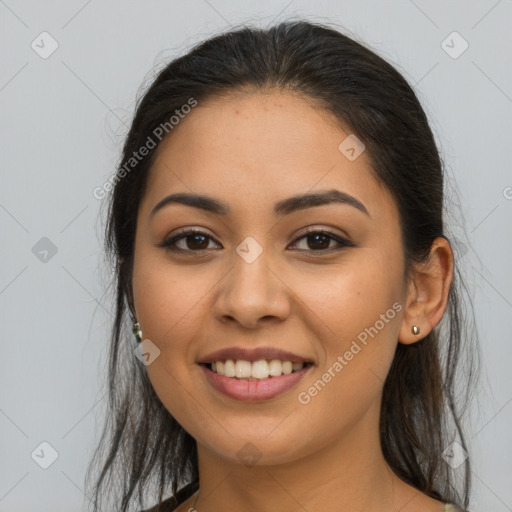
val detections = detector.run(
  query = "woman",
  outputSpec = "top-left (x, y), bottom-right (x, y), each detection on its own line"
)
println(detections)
top-left (86, 20), bottom-right (478, 512)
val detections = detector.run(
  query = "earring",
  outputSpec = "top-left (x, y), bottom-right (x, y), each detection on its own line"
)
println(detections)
top-left (133, 321), bottom-right (142, 342)
top-left (411, 325), bottom-right (420, 336)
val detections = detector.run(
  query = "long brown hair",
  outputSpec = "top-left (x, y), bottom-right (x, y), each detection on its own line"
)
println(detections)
top-left (86, 19), bottom-right (480, 511)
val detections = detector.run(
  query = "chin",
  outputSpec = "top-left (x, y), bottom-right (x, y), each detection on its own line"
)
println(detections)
top-left (193, 423), bottom-right (319, 467)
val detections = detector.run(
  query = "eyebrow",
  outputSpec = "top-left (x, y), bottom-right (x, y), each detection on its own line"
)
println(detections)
top-left (150, 189), bottom-right (370, 219)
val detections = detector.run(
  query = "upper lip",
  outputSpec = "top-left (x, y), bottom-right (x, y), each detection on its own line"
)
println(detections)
top-left (197, 346), bottom-right (314, 364)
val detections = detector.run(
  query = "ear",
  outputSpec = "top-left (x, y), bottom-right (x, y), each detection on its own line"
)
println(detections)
top-left (398, 237), bottom-right (454, 345)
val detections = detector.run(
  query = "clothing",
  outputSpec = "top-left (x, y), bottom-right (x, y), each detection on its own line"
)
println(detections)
top-left (141, 495), bottom-right (467, 512)
top-left (443, 504), bottom-right (466, 512)
top-left (141, 481), bottom-right (198, 512)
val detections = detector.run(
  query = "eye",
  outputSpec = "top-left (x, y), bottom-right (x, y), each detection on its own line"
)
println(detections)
top-left (289, 228), bottom-right (355, 255)
top-left (157, 228), bottom-right (220, 253)
top-left (158, 227), bottom-right (354, 255)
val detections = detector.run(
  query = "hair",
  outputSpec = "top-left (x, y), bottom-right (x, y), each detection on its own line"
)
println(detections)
top-left (86, 19), bottom-right (480, 512)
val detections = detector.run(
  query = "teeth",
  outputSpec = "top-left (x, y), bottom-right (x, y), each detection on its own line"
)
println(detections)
top-left (209, 359), bottom-right (306, 379)
top-left (282, 361), bottom-right (292, 375)
top-left (292, 362), bottom-right (303, 372)
top-left (224, 359), bottom-right (236, 377)
top-left (268, 359), bottom-right (282, 376)
top-left (252, 360), bottom-right (269, 379)
top-left (235, 360), bottom-right (252, 378)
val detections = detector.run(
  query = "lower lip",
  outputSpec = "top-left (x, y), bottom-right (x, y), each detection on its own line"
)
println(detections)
top-left (199, 364), bottom-right (312, 402)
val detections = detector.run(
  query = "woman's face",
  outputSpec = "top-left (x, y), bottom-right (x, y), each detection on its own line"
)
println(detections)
top-left (132, 91), bottom-right (407, 465)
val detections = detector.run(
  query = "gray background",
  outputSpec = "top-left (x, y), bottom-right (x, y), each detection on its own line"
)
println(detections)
top-left (1, 1), bottom-right (511, 511)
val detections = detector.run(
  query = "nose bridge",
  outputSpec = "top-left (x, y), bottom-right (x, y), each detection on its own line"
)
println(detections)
top-left (216, 235), bottom-right (290, 327)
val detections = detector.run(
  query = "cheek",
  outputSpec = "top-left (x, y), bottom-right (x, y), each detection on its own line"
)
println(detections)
top-left (291, 250), bottom-right (404, 341)
top-left (131, 254), bottom-right (216, 425)
top-left (288, 251), bottom-right (404, 397)
top-left (288, 280), bottom-right (401, 441)
top-left (132, 255), bottom-right (214, 349)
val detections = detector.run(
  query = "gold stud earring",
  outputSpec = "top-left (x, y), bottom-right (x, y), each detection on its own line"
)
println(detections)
top-left (411, 325), bottom-right (420, 335)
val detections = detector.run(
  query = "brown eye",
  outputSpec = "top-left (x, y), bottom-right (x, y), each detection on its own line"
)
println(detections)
top-left (290, 229), bottom-right (355, 255)
top-left (304, 233), bottom-right (331, 250)
top-left (158, 229), bottom-right (220, 253)
top-left (181, 233), bottom-right (210, 250)
top-left (157, 227), bottom-right (354, 256)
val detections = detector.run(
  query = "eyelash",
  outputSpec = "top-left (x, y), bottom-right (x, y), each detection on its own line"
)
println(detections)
top-left (158, 227), bottom-right (355, 256)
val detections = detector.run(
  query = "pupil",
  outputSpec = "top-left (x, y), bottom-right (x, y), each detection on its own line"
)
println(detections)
top-left (309, 234), bottom-right (329, 250)
top-left (188, 235), bottom-right (208, 250)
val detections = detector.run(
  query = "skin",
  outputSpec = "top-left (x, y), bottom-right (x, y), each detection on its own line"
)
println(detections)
top-left (131, 90), bottom-right (453, 512)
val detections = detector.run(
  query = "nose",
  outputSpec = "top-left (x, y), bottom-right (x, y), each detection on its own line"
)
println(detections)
top-left (213, 251), bottom-right (291, 329)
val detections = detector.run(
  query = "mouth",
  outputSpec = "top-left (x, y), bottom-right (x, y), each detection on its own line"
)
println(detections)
top-left (197, 346), bottom-right (315, 401)
top-left (198, 354), bottom-right (315, 402)
top-left (199, 359), bottom-right (314, 380)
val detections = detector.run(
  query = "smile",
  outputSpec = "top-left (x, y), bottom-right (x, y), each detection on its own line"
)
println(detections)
top-left (199, 360), bottom-right (314, 402)
top-left (205, 359), bottom-right (311, 379)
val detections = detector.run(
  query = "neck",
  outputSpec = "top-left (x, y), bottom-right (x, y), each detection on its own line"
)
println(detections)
top-left (192, 405), bottom-right (425, 511)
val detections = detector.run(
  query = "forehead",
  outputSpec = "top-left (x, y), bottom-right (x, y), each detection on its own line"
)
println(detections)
top-left (141, 91), bottom-right (396, 222)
